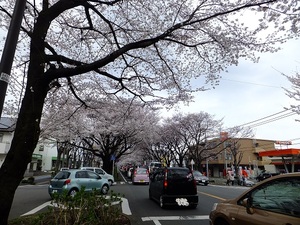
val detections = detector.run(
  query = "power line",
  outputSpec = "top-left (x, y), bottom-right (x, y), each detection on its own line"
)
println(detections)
top-left (221, 78), bottom-right (283, 89)
top-left (247, 112), bottom-right (297, 128)
top-left (238, 108), bottom-right (298, 128)
top-left (239, 109), bottom-right (290, 126)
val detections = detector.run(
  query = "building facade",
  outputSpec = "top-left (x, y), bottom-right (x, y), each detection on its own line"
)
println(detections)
top-left (0, 117), bottom-right (57, 173)
top-left (206, 138), bottom-right (299, 178)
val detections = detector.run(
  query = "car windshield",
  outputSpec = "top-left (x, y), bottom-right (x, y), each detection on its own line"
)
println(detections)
top-left (54, 171), bottom-right (70, 179)
top-left (193, 171), bottom-right (203, 176)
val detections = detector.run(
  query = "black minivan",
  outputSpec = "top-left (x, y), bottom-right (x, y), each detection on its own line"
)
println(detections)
top-left (149, 167), bottom-right (198, 208)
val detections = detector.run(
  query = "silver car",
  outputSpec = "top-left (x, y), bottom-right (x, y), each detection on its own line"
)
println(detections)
top-left (48, 169), bottom-right (110, 198)
top-left (80, 167), bottom-right (115, 186)
top-left (192, 170), bottom-right (209, 186)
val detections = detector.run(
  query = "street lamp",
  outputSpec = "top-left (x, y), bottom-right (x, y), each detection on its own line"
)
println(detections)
top-left (0, 0), bottom-right (27, 117)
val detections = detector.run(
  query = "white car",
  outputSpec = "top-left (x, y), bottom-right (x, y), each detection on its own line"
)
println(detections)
top-left (80, 167), bottom-right (114, 186)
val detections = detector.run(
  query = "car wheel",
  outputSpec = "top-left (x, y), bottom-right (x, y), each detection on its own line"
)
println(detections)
top-left (101, 184), bottom-right (109, 195)
top-left (69, 189), bottom-right (78, 197)
top-left (159, 196), bottom-right (165, 209)
top-left (108, 180), bottom-right (113, 186)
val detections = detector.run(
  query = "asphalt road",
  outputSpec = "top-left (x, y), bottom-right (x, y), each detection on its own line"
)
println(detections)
top-left (10, 175), bottom-right (249, 225)
top-left (111, 181), bottom-right (248, 225)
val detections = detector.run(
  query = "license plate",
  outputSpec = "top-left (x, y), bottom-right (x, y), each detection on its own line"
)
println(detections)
top-left (52, 190), bottom-right (57, 193)
top-left (202, 180), bottom-right (206, 182)
top-left (175, 198), bottom-right (189, 206)
top-left (140, 180), bottom-right (144, 182)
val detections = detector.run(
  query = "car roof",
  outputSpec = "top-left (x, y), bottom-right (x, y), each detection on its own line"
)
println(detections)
top-left (81, 167), bottom-right (102, 169)
top-left (156, 167), bottom-right (191, 171)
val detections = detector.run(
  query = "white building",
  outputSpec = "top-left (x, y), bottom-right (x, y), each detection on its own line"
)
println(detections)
top-left (0, 117), bottom-right (57, 172)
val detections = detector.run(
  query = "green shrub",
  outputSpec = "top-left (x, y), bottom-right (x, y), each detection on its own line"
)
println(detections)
top-left (9, 188), bottom-right (129, 225)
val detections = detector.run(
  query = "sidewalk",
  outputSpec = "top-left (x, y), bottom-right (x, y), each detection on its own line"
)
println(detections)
top-left (21, 171), bottom-right (52, 185)
top-left (208, 177), bottom-right (257, 186)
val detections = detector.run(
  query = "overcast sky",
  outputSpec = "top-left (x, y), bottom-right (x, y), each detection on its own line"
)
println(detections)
top-left (161, 38), bottom-right (300, 148)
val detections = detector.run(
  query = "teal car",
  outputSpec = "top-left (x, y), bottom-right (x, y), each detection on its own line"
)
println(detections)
top-left (48, 169), bottom-right (110, 197)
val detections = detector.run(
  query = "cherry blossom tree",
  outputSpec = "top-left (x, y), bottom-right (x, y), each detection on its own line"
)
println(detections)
top-left (40, 97), bottom-right (159, 173)
top-left (176, 112), bottom-right (224, 171)
top-left (224, 126), bottom-right (254, 181)
top-left (284, 70), bottom-right (300, 114)
top-left (0, 0), bottom-right (299, 223)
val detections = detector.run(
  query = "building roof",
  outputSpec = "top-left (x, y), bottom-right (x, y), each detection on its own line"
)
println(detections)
top-left (258, 149), bottom-right (300, 157)
top-left (0, 117), bottom-right (16, 132)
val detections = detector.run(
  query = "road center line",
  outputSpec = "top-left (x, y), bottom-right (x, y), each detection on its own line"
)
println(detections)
top-left (198, 191), bottom-right (226, 201)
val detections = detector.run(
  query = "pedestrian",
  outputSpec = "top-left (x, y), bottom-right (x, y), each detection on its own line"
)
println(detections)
top-left (226, 172), bottom-right (230, 185)
top-left (229, 172), bottom-right (234, 186)
top-left (241, 175), bottom-right (246, 186)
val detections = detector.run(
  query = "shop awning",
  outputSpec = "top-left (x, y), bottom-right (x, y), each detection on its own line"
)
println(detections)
top-left (259, 148), bottom-right (300, 173)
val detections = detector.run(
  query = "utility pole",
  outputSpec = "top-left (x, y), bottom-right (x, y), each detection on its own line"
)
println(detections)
top-left (0, 0), bottom-right (27, 118)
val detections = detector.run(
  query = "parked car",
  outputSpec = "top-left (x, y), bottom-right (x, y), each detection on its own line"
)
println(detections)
top-left (148, 161), bottom-right (162, 174)
top-left (243, 178), bottom-right (255, 187)
top-left (48, 169), bottom-right (110, 198)
top-left (149, 167), bottom-right (198, 209)
top-left (256, 171), bottom-right (279, 182)
top-left (192, 170), bottom-right (209, 186)
top-left (209, 172), bottom-right (300, 225)
top-left (132, 167), bottom-right (149, 184)
top-left (80, 167), bottom-right (115, 186)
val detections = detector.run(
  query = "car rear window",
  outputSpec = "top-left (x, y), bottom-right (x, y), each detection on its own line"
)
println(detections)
top-left (137, 169), bottom-right (148, 174)
top-left (150, 162), bottom-right (162, 167)
top-left (54, 171), bottom-right (70, 179)
top-left (167, 168), bottom-right (192, 180)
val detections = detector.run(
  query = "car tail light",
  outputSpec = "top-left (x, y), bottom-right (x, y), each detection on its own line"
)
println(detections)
top-left (64, 179), bottom-right (71, 185)
top-left (163, 169), bottom-right (168, 188)
top-left (193, 179), bottom-right (197, 190)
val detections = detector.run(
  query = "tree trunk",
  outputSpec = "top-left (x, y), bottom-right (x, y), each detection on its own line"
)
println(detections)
top-left (102, 155), bottom-right (113, 174)
top-left (0, 81), bottom-right (48, 224)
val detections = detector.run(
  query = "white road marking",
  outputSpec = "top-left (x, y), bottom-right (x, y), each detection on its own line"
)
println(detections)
top-left (121, 197), bottom-right (132, 215)
top-left (142, 215), bottom-right (210, 225)
top-left (21, 201), bottom-right (52, 216)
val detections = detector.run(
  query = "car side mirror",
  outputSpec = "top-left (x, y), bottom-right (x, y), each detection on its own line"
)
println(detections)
top-left (242, 198), bottom-right (254, 214)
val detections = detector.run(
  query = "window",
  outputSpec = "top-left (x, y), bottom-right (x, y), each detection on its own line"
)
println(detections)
top-left (250, 177), bottom-right (300, 217)
top-left (39, 145), bottom-right (44, 151)
top-left (76, 171), bottom-right (88, 178)
top-left (95, 168), bottom-right (104, 175)
top-left (0, 133), bottom-right (3, 142)
top-left (87, 171), bottom-right (99, 179)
